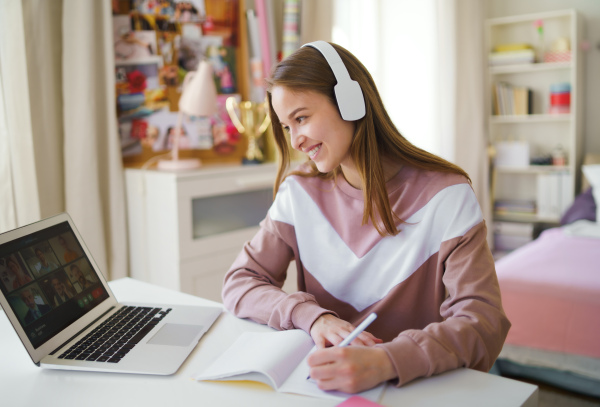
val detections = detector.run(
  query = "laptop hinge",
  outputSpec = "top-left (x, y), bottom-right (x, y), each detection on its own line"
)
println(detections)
top-left (49, 306), bottom-right (116, 356)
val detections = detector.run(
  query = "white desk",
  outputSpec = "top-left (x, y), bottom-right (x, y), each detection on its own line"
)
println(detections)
top-left (0, 278), bottom-right (538, 407)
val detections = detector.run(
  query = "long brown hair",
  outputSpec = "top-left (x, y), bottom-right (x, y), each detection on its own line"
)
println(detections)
top-left (266, 42), bottom-right (470, 236)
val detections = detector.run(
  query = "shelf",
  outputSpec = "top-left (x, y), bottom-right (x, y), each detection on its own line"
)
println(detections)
top-left (490, 114), bottom-right (571, 124)
top-left (495, 165), bottom-right (570, 174)
top-left (494, 213), bottom-right (560, 223)
top-left (486, 9), bottom-right (580, 229)
top-left (489, 61), bottom-right (571, 75)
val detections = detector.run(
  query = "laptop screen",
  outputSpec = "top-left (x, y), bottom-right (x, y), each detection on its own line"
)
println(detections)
top-left (0, 221), bottom-right (109, 349)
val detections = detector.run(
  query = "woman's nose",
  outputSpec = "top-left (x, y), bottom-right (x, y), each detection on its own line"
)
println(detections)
top-left (290, 130), bottom-right (305, 151)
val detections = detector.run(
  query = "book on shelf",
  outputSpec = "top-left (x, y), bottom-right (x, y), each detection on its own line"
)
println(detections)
top-left (282, 0), bottom-right (301, 58)
top-left (494, 43), bottom-right (532, 53)
top-left (493, 82), bottom-right (532, 116)
top-left (246, 8), bottom-right (266, 102)
top-left (537, 172), bottom-right (573, 219)
top-left (254, 0), bottom-right (276, 78)
top-left (193, 329), bottom-right (385, 402)
top-left (488, 49), bottom-right (535, 66)
top-left (494, 199), bottom-right (536, 215)
top-left (493, 221), bottom-right (534, 237)
top-left (493, 221), bottom-right (534, 252)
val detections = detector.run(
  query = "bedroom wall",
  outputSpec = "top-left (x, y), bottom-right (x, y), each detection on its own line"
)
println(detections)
top-left (486, 0), bottom-right (600, 154)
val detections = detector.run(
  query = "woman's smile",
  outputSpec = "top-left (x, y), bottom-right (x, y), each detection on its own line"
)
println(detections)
top-left (271, 86), bottom-right (360, 186)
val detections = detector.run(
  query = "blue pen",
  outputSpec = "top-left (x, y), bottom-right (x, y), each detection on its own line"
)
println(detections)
top-left (307, 313), bottom-right (378, 380)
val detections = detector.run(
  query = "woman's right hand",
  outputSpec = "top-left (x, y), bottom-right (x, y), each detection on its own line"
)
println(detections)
top-left (309, 314), bottom-right (382, 348)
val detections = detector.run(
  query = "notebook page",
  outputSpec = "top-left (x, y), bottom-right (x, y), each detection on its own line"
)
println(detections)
top-left (194, 330), bottom-right (314, 389)
top-left (279, 348), bottom-right (386, 402)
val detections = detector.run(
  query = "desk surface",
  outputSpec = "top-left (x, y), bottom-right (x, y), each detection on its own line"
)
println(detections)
top-left (0, 278), bottom-right (538, 407)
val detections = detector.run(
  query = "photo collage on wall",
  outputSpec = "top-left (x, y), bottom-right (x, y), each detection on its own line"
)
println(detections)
top-left (113, 0), bottom-right (243, 159)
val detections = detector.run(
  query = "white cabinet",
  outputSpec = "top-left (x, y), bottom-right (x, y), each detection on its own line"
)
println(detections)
top-left (486, 10), bottom-right (583, 227)
top-left (125, 163), bottom-right (297, 302)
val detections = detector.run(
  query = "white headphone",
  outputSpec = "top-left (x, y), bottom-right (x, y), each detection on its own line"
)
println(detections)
top-left (301, 41), bottom-right (366, 121)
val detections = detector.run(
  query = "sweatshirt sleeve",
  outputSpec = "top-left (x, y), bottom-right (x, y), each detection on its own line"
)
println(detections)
top-left (222, 178), bottom-right (335, 333)
top-left (377, 197), bottom-right (511, 386)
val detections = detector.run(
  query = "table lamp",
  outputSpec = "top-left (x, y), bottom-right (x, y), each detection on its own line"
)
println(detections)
top-left (158, 60), bottom-right (218, 170)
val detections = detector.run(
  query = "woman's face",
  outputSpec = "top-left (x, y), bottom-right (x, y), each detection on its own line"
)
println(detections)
top-left (271, 86), bottom-right (358, 184)
top-left (8, 260), bottom-right (20, 274)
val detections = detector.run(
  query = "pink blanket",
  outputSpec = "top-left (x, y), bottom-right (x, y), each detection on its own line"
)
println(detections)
top-left (495, 227), bottom-right (600, 358)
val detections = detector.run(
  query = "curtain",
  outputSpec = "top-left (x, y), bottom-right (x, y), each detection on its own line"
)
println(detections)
top-left (332, 0), bottom-right (492, 236)
top-left (436, 0), bottom-right (492, 235)
top-left (0, 0), bottom-right (127, 280)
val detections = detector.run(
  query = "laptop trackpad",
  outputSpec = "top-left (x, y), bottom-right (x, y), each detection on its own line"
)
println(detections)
top-left (147, 323), bottom-right (204, 347)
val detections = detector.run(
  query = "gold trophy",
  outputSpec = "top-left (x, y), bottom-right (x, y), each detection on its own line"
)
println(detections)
top-left (226, 97), bottom-right (271, 164)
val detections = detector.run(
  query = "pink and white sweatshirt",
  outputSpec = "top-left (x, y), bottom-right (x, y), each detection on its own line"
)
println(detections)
top-left (222, 163), bottom-right (511, 386)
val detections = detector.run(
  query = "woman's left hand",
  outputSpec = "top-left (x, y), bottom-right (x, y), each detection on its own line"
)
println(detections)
top-left (307, 345), bottom-right (397, 394)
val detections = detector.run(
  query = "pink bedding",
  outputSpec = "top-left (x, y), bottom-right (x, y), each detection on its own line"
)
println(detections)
top-left (495, 227), bottom-right (600, 358)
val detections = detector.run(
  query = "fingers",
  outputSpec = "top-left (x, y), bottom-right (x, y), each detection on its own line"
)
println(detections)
top-left (350, 331), bottom-right (382, 347)
top-left (307, 346), bottom-right (397, 394)
top-left (308, 347), bottom-right (367, 393)
top-left (309, 314), bottom-right (355, 348)
top-left (309, 314), bottom-right (383, 348)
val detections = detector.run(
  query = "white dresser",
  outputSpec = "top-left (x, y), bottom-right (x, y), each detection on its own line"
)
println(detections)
top-left (125, 163), bottom-right (297, 302)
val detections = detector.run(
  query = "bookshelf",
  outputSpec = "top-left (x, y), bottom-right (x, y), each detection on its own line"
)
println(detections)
top-left (485, 9), bottom-right (583, 252)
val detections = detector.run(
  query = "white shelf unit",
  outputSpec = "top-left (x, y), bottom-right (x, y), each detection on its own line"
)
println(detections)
top-left (486, 9), bottom-right (584, 226)
top-left (125, 163), bottom-right (297, 303)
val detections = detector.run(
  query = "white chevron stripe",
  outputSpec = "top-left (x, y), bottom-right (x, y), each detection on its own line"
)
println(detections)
top-left (269, 178), bottom-right (483, 311)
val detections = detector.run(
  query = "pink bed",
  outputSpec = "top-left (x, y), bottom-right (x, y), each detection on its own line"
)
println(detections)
top-left (494, 222), bottom-right (600, 396)
top-left (496, 226), bottom-right (600, 358)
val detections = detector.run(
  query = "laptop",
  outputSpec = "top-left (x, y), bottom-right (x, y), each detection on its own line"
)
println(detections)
top-left (0, 212), bottom-right (222, 375)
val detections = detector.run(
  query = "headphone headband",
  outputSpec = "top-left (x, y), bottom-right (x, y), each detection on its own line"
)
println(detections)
top-left (301, 41), bottom-right (366, 121)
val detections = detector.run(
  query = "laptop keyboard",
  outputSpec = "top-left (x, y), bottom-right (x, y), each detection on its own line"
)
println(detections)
top-left (58, 305), bottom-right (172, 363)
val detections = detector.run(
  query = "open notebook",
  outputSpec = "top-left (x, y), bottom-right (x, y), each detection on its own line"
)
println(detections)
top-left (194, 329), bottom-right (386, 402)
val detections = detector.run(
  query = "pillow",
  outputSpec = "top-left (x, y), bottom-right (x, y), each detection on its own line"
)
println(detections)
top-left (560, 187), bottom-right (596, 225)
top-left (582, 165), bottom-right (600, 223)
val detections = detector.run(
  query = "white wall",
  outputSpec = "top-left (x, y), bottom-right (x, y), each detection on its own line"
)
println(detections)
top-left (487, 0), bottom-right (600, 154)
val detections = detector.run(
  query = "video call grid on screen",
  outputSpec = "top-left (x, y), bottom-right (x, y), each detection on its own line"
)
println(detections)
top-left (0, 222), bottom-right (109, 349)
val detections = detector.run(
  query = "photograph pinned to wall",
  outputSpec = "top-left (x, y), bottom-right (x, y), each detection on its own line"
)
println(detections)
top-left (203, 0), bottom-right (240, 46)
top-left (206, 45), bottom-right (237, 94)
top-left (113, 15), bottom-right (158, 63)
top-left (142, 107), bottom-right (213, 152)
top-left (174, 1), bottom-right (206, 23)
top-left (178, 26), bottom-right (223, 73)
top-left (213, 94), bottom-right (241, 155)
top-left (158, 30), bottom-right (181, 66)
top-left (133, 0), bottom-right (177, 18)
top-left (115, 59), bottom-right (165, 113)
top-left (115, 59), bottom-right (169, 156)
top-left (133, 0), bottom-right (206, 23)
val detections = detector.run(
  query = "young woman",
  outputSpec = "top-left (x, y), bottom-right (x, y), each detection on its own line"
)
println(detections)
top-left (222, 41), bottom-right (510, 394)
top-left (5, 256), bottom-right (33, 290)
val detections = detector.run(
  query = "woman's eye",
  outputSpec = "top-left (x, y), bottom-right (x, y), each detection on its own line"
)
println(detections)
top-left (296, 116), bottom-right (306, 124)
top-left (282, 126), bottom-right (290, 133)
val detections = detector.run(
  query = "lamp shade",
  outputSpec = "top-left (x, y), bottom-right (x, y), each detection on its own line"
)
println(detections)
top-left (178, 60), bottom-right (218, 117)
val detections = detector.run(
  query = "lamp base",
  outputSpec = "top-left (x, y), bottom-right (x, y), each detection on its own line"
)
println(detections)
top-left (157, 158), bottom-right (201, 171)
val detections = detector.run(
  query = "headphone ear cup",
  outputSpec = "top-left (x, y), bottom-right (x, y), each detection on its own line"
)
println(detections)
top-left (334, 79), bottom-right (366, 121)
top-left (302, 41), bottom-right (366, 122)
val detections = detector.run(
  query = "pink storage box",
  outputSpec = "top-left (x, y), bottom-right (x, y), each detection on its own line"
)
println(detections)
top-left (544, 51), bottom-right (572, 63)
